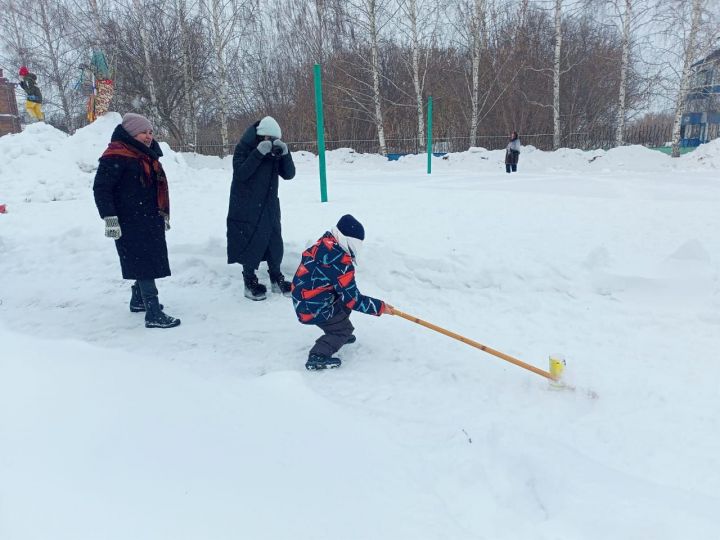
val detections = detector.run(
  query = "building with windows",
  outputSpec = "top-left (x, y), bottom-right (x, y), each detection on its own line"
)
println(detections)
top-left (681, 49), bottom-right (720, 146)
top-left (0, 69), bottom-right (22, 137)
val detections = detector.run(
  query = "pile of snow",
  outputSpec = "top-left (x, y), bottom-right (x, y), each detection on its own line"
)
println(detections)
top-left (402, 143), bottom-right (679, 175)
top-left (7, 118), bottom-right (720, 208)
top-left (1, 118), bottom-right (720, 540)
top-left (685, 137), bottom-right (720, 168)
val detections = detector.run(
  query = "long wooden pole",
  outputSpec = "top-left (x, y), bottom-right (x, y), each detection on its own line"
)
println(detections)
top-left (392, 308), bottom-right (555, 381)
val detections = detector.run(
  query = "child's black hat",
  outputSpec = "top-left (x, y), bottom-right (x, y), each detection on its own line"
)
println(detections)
top-left (336, 214), bottom-right (365, 241)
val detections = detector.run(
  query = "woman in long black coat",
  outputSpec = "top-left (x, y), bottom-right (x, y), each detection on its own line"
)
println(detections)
top-left (227, 116), bottom-right (296, 301)
top-left (93, 113), bottom-right (181, 328)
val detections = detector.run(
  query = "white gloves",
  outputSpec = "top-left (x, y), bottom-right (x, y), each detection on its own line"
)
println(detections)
top-left (104, 216), bottom-right (121, 239)
top-left (164, 215), bottom-right (171, 231)
top-left (257, 140), bottom-right (273, 155)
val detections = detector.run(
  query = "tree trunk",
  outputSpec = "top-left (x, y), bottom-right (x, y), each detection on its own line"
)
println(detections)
top-left (409, 0), bottom-right (425, 152)
top-left (469, 0), bottom-right (486, 148)
top-left (369, 0), bottom-right (387, 155)
top-left (671, 0), bottom-right (703, 158)
top-left (176, 0), bottom-right (197, 149)
top-left (615, 0), bottom-right (631, 147)
top-left (552, 0), bottom-right (562, 150)
top-left (206, 0), bottom-right (230, 156)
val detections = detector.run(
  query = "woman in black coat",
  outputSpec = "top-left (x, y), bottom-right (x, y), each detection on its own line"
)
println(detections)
top-left (93, 113), bottom-right (180, 328)
top-left (227, 116), bottom-right (296, 301)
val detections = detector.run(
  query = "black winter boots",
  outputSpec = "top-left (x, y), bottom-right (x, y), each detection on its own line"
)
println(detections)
top-left (243, 272), bottom-right (291, 301)
top-left (270, 273), bottom-right (292, 296)
top-left (130, 283), bottom-right (162, 312)
top-left (244, 273), bottom-right (267, 301)
top-left (144, 295), bottom-right (181, 328)
top-left (305, 353), bottom-right (342, 370)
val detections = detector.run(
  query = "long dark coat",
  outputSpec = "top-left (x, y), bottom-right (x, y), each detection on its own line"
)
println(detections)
top-left (505, 137), bottom-right (520, 165)
top-left (227, 122), bottom-right (296, 267)
top-left (93, 125), bottom-right (171, 280)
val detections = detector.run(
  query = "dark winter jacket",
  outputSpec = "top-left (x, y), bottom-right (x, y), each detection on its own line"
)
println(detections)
top-left (20, 73), bottom-right (42, 103)
top-left (292, 232), bottom-right (385, 324)
top-left (505, 135), bottom-right (520, 165)
top-left (93, 125), bottom-right (170, 280)
top-left (227, 121), bottom-right (295, 266)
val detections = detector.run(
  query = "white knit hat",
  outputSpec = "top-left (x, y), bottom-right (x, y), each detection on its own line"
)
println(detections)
top-left (256, 116), bottom-right (281, 139)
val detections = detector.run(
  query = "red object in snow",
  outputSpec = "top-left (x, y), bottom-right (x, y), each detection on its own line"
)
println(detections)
top-left (0, 204), bottom-right (7, 213)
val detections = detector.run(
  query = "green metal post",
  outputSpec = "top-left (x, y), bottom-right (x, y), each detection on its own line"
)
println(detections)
top-left (426, 96), bottom-right (433, 174)
top-left (314, 64), bottom-right (328, 202)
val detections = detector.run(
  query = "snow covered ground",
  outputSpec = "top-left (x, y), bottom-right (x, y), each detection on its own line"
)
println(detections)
top-left (1, 113), bottom-right (719, 539)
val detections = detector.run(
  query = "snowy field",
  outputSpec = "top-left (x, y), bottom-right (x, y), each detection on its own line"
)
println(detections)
top-left (1, 113), bottom-right (719, 539)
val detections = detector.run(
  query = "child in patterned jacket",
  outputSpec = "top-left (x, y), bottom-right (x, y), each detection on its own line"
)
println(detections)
top-left (291, 214), bottom-right (394, 370)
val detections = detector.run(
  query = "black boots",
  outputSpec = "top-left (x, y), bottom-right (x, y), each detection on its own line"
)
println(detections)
top-left (243, 272), bottom-right (291, 300)
top-left (305, 354), bottom-right (342, 370)
top-left (244, 273), bottom-right (267, 301)
top-left (270, 273), bottom-right (292, 296)
top-left (144, 295), bottom-right (181, 328)
top-left (130, 283), bottom-right (162, 312)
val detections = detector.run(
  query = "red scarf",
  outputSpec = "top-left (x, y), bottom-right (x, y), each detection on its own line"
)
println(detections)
top-left (101, 141), bottom-right (170, 217)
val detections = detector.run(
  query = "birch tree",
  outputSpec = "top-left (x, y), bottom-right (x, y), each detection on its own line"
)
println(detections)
top-left (615, 0), bottom-right (632, 145)
top-left (198, 0), bottom-right (257, 155)
top-left (552, 0), bottom-right (563, 149)
top-left (587, 0), bottom-right (653, 147)
top-left (397, 0), bottom-right (443, 151)
top-left (670, 0), bottom-right (704, 157)
top-left (175, 0), bottom-right (199, 148)
top-left (369, 0), bottom-right (387, 155)
top-left (343, 0), bottom-right (399, 155)
top-left (469, 0), bottom-right (488, 147)
top-left (452, 0), bottom-right (521, 148)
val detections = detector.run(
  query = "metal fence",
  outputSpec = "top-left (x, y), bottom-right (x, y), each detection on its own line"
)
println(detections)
top-left (166, 123), bottom-right (675, 157)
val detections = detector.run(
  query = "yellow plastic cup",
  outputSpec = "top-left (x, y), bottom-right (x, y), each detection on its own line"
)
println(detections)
top-left (549, 354), bottom-right (566, 388)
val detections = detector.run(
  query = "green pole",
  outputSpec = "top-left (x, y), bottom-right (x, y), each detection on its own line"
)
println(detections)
top-left (426, 96), bottom-right (433, 174)
top-left (314, 64), bottom-right (328, 202)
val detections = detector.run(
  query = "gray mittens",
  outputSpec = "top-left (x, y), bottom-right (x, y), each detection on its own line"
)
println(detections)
top-left (257, 140), bottom-right (273, 155)
top-left (104, 216), bottom-right (121, 239)
top-left (272, 139), bottom-right (289, 155)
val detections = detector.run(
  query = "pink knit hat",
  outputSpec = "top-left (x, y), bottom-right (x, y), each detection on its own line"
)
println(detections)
top-left (122, 113), bottom-right (153, 136)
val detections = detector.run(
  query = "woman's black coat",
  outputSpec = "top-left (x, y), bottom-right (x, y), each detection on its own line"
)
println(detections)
top-left (505, 137), bottom-right (520, 165)
top-left (227, 122), bottom-right (296, 267)
top-left (93, 125), bottom-right (171, 280)
top-left (505, 149), bottom-right (520, 166)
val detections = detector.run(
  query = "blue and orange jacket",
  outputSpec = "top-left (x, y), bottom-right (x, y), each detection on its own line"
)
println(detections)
top-left (292, 232), bottom-right (385, 324)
